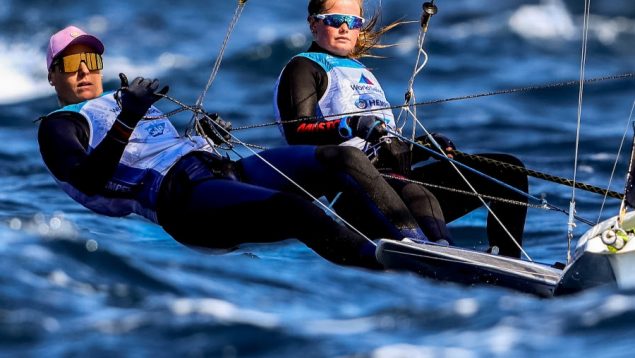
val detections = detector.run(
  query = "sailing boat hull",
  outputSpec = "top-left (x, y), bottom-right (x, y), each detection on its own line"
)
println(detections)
top-left (555, 252), bottom-right (617, 295)
top-left (555, 211), bottom-right (635, 295)
top-left (556, 246), bottom-right (635, 295)
top-left (376, 239), bottom-right (562, 297)
top-left (376, 212), bottom-right (635, 297)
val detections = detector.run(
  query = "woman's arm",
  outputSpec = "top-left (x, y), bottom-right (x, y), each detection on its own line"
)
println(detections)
top-left (277, 56), bottom-right (347, 145)
top-left (38, 111), bottom-right (131, 195)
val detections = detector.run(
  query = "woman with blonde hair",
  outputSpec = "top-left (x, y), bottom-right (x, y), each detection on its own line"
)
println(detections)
top-left (274, 0), bottom-right (530, 257)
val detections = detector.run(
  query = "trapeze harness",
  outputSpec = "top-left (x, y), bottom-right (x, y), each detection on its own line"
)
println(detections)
top-left (274, 51), bottom-right (395, 151)
top-left (47, 92), bottom-right (213, 223)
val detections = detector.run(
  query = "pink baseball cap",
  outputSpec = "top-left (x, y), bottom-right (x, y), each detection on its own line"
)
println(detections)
top-left (46, 25), bottom-right (104, 70)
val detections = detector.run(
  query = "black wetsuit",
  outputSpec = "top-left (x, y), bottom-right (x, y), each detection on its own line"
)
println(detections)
top-left (276, 42), bottom-right (529, 257)
top-left (38, 108), bottom-right (430, 269)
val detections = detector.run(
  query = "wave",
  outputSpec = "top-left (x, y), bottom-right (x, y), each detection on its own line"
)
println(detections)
top-left (0, 36), bottom-right (185, 106)
top-left (509, 0), bottom-right (635, 45)
top-left (0, 41), bottom-right (51, 105)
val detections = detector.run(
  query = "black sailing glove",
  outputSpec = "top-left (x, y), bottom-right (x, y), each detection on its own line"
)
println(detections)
top-left (414, 132), bottom-right (456, 162)
top-left (199, 113), bottom-right (233, 144)
top-left (345, 115), bottom-right (387, 143)
top-left (117, 73), bottom-right (169, 127)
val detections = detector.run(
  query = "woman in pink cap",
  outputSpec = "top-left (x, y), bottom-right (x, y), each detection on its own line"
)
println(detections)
top-left (46, 25), bottom-right (105, 105)
top-left (38, 25), bottom-right (432, 269)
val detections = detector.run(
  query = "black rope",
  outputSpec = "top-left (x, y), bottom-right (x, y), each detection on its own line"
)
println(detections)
top-left (452, 150), bottom-right (625, 200)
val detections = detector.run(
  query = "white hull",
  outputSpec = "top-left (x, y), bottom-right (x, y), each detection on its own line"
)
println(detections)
top-left (378, 211), bottom-right (635, 297)
top-left (556, 211), bottom-right (635, 294)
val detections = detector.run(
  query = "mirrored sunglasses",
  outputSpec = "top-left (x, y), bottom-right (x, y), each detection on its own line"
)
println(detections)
top-left (53, 52), bottom-right (103, 73)
top-left (314, 13), bottom-right (365, 30)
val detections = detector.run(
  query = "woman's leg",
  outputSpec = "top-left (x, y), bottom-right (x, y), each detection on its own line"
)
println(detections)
top-left (238, 145), bottom-right (428, 242)
top-left (411, 153), bottom-right (528, 257)
top-left (159, 176), bottom-right (382, 269)
top-left (387, 178), bottom-right (454, 244)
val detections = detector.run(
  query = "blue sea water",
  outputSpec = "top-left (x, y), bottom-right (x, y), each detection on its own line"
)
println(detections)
top-left (1, 0), bottom-right (635, 356)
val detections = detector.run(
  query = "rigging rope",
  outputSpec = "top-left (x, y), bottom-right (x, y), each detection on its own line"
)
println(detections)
top-left (380, 173), bottom-right (544, 209)
top-left (597, 98), bottom-right (635, 222)
top-left (186, 0), bottom-right (249, 139)
top-left (567, 0), bottom-right (592, 263)
top-left (617, 105), bottom-right (635, 226)
top-left (393, 1), bottom-right (434, 140)
top-left (194, 2), bottom-right (247, 110)
top-left (229, 73), bottom-right (635, 131)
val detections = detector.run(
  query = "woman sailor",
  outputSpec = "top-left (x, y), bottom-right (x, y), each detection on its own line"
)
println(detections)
top-left (274, 0), bottom-right (530, 257)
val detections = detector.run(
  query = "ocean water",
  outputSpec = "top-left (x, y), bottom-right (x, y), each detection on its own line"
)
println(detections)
top-left (1, 0), bottom-right (635, 356)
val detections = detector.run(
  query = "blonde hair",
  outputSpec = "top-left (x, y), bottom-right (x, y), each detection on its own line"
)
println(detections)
top-left (308, 0), bottom-right (403, 58)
